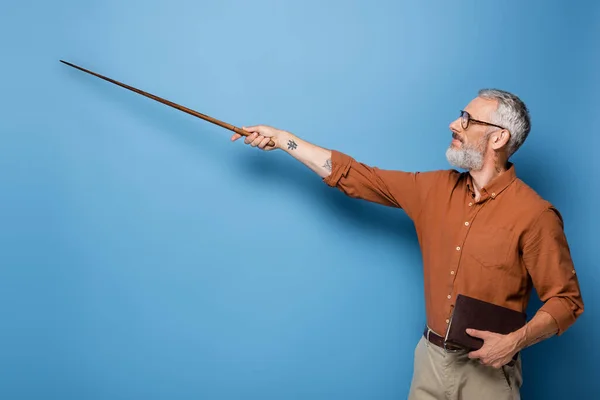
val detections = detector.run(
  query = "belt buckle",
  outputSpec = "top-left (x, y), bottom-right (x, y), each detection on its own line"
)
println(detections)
top-left (442, 336), bottom-right (461, 353)
top-left (443, 341), bottom-right (459, 353)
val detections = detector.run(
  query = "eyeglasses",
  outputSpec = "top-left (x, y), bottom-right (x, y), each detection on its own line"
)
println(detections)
top-left (460, 110), bottom-right (507, 131)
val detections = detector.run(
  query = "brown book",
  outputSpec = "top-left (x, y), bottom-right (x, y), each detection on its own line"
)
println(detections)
top-left (444, 294), bottom-right (527, 351)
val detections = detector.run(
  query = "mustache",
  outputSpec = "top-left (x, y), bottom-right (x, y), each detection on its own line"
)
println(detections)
top-left (452, 132), bottom-right (464, 142)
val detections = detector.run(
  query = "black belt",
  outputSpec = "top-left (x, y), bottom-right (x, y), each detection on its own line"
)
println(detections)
top-left (423, 326), bottom-right (518, 366)
top-left (423, 327), bottom-right (462, 351)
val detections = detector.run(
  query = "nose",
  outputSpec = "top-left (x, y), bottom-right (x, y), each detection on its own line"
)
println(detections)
top-left (449, 117), bottom-right (462, 133)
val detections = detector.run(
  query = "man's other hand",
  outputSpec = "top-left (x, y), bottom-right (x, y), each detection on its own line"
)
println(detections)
top-left (466, 328), bottom-right (520, 369)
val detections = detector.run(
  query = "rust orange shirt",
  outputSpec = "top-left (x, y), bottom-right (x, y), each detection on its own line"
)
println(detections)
top-left (323, 150), bottom-right (583, 337)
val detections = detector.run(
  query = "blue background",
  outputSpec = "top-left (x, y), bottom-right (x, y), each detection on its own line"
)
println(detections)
top-left (1, 0), bottom-right (598, 399)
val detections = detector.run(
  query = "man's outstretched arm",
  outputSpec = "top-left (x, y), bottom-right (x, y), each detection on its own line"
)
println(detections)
top-left (232, 125), bottom-right (333, 178)
top-left (231, 124), bottom-right (442, 220)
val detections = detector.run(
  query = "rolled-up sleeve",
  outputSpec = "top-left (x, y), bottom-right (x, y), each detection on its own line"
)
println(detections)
top-left (522, 207), bottom-right (584, 335)
top-left (323, 150), bottom-right (440, 221)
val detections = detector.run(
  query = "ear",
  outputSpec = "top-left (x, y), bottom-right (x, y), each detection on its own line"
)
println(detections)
top-left (490, 129), bottom-right (510, 150)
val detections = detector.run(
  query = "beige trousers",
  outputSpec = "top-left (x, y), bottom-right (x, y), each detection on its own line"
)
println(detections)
top-left (408, 336), bottom-right (523, 400)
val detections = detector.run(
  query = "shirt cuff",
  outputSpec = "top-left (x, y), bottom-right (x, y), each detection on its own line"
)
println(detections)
top-left (539, 297), bottom-right (578, 335)
top-left (322, 150), bottom-right (353, 187)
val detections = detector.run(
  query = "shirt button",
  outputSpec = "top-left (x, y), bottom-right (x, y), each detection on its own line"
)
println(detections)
top-left (572, 270), bottom-right (576, 274)
top-left (464, 221), bottom-right (469, 226)
top-left (456, 246), bottom-right (461, 251)
top-left (468, 202), bottom-right (473, 206)
top-left (491, 193), bottom-right (496, 198)
top-left (450, 270), bottom-right (455, 275)
top-left (447, 294), bottom-right (451, 299)
top-left (446, 319), bottom-right (450, 324)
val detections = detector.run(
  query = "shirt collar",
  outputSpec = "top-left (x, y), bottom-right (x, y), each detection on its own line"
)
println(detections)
top-left (466, 162), bottom-right (517, 201)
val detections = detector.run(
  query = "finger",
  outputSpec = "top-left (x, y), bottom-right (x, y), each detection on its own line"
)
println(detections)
top-left (231, 133), bottom-right (242, 141)
top-left (242, 125), bottom-right (261, 134)
top-left (250, 135), bottom-right (264, 147)
top-left (244, 132), bottom-right (258, 144)
top-left (258, 136), bottom-right (272, 149)
top-left (468, 350), bottom-right (483, 359)
top-left (473, 355), bottom-right (489, 365)
top-left (466, 329), bottom-right (489, 339)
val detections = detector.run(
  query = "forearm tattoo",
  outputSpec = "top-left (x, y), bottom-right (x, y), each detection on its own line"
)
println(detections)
top-left (287, 139), bottom-right (298, 150)
top-left (323, 158), bottom-right (332, 172)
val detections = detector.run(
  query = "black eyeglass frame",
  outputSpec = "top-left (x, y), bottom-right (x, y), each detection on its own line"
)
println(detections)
top-left (460, 110), bottom-right (507, 131)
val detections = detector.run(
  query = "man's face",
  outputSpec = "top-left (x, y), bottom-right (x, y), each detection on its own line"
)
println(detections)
top-left (446, 97), bottom-right (498, 171)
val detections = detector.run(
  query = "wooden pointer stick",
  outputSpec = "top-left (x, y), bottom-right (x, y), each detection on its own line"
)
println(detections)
top-left (59, 60), bottom-right (274, 147)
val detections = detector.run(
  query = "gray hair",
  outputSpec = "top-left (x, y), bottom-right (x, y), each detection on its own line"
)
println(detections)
top-left (478, 88), bottom-right (531, 157)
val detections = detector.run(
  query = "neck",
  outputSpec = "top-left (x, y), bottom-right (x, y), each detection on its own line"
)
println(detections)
top-left (469, 157), bottom-right (508, 199)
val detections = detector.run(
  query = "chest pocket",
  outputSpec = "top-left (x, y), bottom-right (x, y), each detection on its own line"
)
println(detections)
top-left (466, 227), bottom-right (515, 268)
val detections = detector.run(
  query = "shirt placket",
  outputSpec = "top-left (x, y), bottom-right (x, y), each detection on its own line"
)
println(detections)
top-left (444, 194), bottom-right (490, 326)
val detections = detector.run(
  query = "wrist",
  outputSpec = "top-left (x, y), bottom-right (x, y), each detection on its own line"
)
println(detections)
top-left (509, 327), bottom-right (527, 352)
top-left (277, 131), bottom-right (296, 151)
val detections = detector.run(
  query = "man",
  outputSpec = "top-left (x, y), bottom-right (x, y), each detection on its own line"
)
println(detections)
top-left (231, 89), bottom-right (583, 399)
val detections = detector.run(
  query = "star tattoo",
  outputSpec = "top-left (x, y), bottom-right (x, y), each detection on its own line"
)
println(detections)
top-left (287, 139), bottom-right (298, 150)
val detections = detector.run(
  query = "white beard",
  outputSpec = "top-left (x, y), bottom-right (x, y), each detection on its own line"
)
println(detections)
top-left (445, 133), bottom-right (490, 171)
top-left (445, 146), bottom-right (485, 170)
